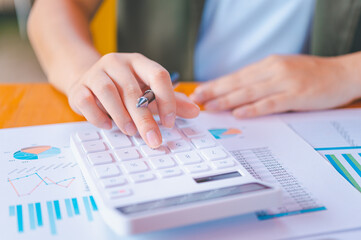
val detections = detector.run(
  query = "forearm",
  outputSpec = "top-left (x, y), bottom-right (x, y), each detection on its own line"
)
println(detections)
top-left (28, 0), bottom-right (101, 94)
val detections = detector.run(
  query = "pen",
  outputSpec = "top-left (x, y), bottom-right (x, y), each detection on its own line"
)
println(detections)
top-left (136, 72), bottom-right (180, 108)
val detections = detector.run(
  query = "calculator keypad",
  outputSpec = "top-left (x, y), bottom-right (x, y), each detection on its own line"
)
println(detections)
top-left (149, 156), bottom-right (176, 169)
top-left (122, 161), bottom-right (149, 174)
top-left (76, 119), bottom-right (241, 201)
top-left (101, 177), bottom-right (127, 188)
top-left (87, 152), bottom-right (114, 165)
top-left (94, 164), bottom-right (122, 178)
top-left (115, 148), bottom-right (140, 161)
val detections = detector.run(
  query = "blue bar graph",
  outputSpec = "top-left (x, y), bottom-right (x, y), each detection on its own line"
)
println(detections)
top-left (47, 201), bottom-right (57, 235)
top-left (65, 199), bottom-right (73, 217)
top-left (343, 154), bottom-right (361, 177)
top-left (28, 203), bottom-right (36, 230)
top-left (16, 205), bottom-right (24, 233)
top-left (83, 196), bottom-right (93, 221)
top-left (89, 196), bottom-right (98, 211)
top-left (53, 200), bottom-right (62, 220)
top-left (35, 202), bottom-right (43, 226)
top-left (9, 205), bottom-right (15, 216)
top-left (71, 198), bottom-right (80, 215)
top-left (9, 196), bottom-right (97, 236)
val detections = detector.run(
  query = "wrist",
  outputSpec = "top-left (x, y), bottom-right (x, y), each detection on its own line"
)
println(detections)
top-left (332, 53), bottom-right (361, 101)
top-left (48, 47), bottom-right (101, 96)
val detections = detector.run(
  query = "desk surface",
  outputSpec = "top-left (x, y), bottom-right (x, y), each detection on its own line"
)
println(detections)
top-left (1, 82), bottom-right (361, 129)
top-left (0, 83), bottom-right (198, 128)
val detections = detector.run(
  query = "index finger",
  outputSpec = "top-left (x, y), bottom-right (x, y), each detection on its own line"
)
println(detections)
top-left (130, 54), bottom-right (176, 128)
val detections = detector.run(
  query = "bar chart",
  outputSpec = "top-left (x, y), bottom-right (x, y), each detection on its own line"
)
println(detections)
top-left (318, 147), bottom-right (361, 193)
top-left (9, 195), bottom-right (98, 235)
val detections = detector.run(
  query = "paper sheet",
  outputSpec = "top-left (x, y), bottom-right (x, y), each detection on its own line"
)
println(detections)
top-left (1, 112), bottom-right (361, 239)
top-left (282, 109), bottom-right (361, 194)
top-left (0, 122), bottom-right (120, 239)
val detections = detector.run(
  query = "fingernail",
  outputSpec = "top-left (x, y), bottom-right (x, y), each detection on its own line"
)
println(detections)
top-left (163, 112), bottom-right (175, 128)
top-left (146, 129), bottom-right (161, 148)
top-left (205, 100), bottom-right (218, 110)
top-left (124, 122), bottom-right (137, 136)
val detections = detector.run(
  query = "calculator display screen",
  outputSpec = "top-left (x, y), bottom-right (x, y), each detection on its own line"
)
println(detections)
top-left (194, 171), bottom-right (242, 183)
top-left (117, 183), bottom-right (270, 215)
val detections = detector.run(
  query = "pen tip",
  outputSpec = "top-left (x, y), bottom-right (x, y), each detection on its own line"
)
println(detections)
top-left (136, 97), bottom-right (148, 108)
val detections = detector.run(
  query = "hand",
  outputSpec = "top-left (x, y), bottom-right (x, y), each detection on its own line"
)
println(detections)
top-left (67, 53), bottom-right (200, 148)
top-left (190, 54), bottom-right (361, 118)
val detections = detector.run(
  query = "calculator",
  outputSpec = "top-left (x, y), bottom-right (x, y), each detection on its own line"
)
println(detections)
top-left (70, 117), bottom-right (281, 236)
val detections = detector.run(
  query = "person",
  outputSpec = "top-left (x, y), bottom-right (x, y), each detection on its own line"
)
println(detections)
top-left (28, 0), bottom-right (361, 148)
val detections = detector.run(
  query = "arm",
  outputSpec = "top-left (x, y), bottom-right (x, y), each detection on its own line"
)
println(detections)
top-left (28, 0), bottom-right (101, 94)
top-left (190, 53), bottom-right (361, 118)
top-left (28, 0), bottom-right (200, 148)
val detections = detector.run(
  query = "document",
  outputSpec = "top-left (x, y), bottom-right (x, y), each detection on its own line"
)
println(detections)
top-left (282, 109), bottom-right (361, 194)
top-left (1, 112), bottom-right (361, 239)
top-left (0, 122), bottom-right (120, 239)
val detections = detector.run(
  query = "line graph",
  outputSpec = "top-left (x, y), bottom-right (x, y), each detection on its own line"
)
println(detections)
top-left (8, 173), bottom-right (76, 197)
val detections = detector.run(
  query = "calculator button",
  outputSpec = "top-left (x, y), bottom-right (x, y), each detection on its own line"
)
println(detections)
top-left (212, 159), bottom-right (236, 169)
top-left (103, 130), bottom-right (132, 149)
top-left (107, 188), bottom-right (132, 199)
top-left (130, 173), bottom-right (155, 183)
top-left (122, 161), bottom-right (149, 174)
top-left (115, 149), bottom-right (140, 161)
top-left (158, 168), bottom-right (183, 178)
top-left (101, 177), bottom-right (127, 188)
top-left (184, 164), bottom-right (210, 173)
top-left (149, 156), bottom-right (176, 169)
top-left (160, 128), bottom-right (182, 141)
top-left (140, 145), bottom-right (168, 157)
top-left (191, 137), bottom-right (216, 149)
top-left (201, 147), bottom-right (228, 161)
top-left (132, 134), bottom-right (146, 146)
top-left (87, 152), bottom-right (113, 165)
top-left (94, 164), bottom-right (121, 179)
top-left (181, 126), bottom-right (205, 138)
top-left (167, 140), bottom-right (192, 153)
top-left (175, 118), bottom-right (193, 127)
top-left (82, 141), bottom-right (107, 153)
top-left (77, 131), bottom-right (100, 142)
top-left (175, 152), bottom-right (203, 165)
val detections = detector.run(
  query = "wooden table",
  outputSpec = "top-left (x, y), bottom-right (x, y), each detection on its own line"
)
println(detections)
top-left (0, 83), bottom-right (198, 128)
top-left (1, 82), bottom-right (361, 129)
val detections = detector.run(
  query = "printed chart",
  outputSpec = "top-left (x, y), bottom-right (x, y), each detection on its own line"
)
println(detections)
top-left (13, 146), bottom-right (61, 160)
top-left (284, 113), bottom-right (361, 194)
top-left (317, 147), bottom-right (361, 192)
top-left (8, 196), bottom-right (98, 235)
top-left (208, 128), bottom-right (242, 139)
top-left (231, 147), bottom-right (326, 220)
top-left (8, 172), bottom-right (76, 197)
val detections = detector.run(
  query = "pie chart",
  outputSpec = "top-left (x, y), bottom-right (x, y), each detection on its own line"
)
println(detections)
top-left (13, 146), bottom-right (61, 160)
top-left (208, 128), bottom-right (242, 139)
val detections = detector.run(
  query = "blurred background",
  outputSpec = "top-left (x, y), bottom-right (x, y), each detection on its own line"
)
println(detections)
top-left (0, 0), bottom-right (116, 84)
top-left (0, 0), bottom-right (46, 83)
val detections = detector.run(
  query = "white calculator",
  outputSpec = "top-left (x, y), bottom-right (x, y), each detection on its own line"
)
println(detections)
top-left (70, 117), bottom-right (281, 236)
